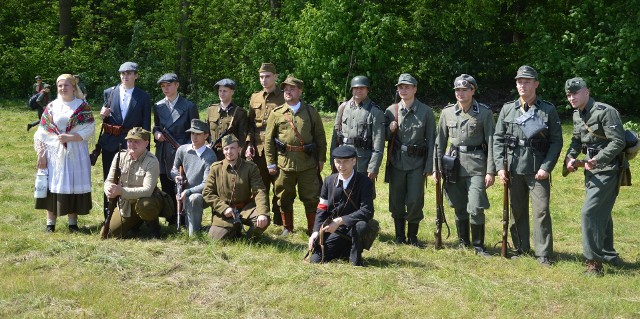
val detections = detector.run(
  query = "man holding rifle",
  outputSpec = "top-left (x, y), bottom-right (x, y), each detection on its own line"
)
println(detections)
top-left (171, 119), bottom-right (217, 236)
top-left (563, 77), bottom-right (626, 275)
top-left (203, 135), bottom-right (269, 240)
top-left (433, 74), bottom-right (495, 256)
top-left (153, 73), bottom-right (199, 225)
top-left (206, 78), bottom-right (248, 160)
top-left (493, 66), bottom-right (562, 266)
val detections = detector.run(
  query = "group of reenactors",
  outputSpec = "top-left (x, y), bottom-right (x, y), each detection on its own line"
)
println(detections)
top-left (91, 61), bottom-right (634, 275)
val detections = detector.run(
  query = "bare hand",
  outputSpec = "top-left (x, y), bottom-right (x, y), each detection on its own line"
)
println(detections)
top-left (256, 215), bottom-right (268, 228)
top-left (154, 132), bottom-right (165, 142)
top-left (485, 174), bottom-right (495, 188)
top-left (105, 184), bottom-right (123, 198)
top-left (174, 175), bottom-right (183, 184)
top-left (431, 171), bottom-right (440, 183)
top-left (100, 107), bottom-right (111, 119)
top-left (321, 218), bottom-right (342, 234)
top-left (268, 167), bottom-right (277, 175)
top-left (584, 158), bottom-right (597, 171)
top-left (389, 121), bottom-right (398, 133)
top-left (223, 207), bottom-right (233, 218)
top-left (177, 190), bottom-right (186, 202)
top-left (308, 231), bottom-right (318, 251)
top-left (535, 169), bottom-right (549, 180)
top-left (498, 170), bottom-right (509, 185)
top-left (37, 155), bottom-right (47, 169)
top-left (245, 144), bottom-right (255, 160)
top-left (367, 172), bottom-right (377, 181)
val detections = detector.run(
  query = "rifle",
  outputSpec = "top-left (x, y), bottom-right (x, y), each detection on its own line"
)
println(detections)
top-left (209, 129), bottom-right (229, 149)
top-left (500, 143), bottom-right (510, 258)
top-left (434, 153), bottom-right (450, 249)
top-left (384, 93), bottom-right (399, 183)
top-left (90, 83), bottom-right (119, 166)
top-left (161, 127), bottom-right (181, 150)
top-left (175, 166), bottom-right (185, 231)
top-left (100, 146), bottom-right (122, 239)
top-left (562, 158), bottom-right (586, 177)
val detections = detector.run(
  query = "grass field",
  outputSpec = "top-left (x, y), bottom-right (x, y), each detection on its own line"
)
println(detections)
top-left (1, 99), bottom-right (639, 318)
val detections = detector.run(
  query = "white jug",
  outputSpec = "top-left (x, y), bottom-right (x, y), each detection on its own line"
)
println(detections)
top-left (34, 169), bottom-right (48, 199)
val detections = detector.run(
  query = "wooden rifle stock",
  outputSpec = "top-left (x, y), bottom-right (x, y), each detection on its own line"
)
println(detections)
top-left (161, 127), bottom-right (181, 150)
top-left (176, 166), bottom-right (185, 231)
top-left (434, 155), bottom-right (446, 249)
top-left (100, 147), bottom-right (121, 239)
top-left (384, 100), bottom-right (399, 184)
top-left (500, 146), bottom-right (510, 258)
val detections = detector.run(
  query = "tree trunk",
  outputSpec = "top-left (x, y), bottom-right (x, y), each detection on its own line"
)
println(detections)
top-left (59, 0), bottom-right (72, 48)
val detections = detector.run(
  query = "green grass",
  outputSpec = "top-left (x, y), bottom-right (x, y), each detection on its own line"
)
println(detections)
top-left (1, 99), bottom-right (639, 318)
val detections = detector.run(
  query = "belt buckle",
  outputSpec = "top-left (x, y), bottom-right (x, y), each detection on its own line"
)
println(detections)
top-left (458, 145), bottom-right (468, 152)
top-left (518, 139), bottom-right (526, 147)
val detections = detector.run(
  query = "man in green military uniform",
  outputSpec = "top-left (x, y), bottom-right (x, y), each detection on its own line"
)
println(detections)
top-left (493, 65), bottom-right (563, 266)
top-left (101, 127), bottom-right (172, 238)
top-left (385, 73), bottom-right (436, 246)
top-left (206, 78), bottom-right (248, 160)
top-left (203, 134), bottom-right (269, 240)
top-left (433, 74), bottom-right (495, 256)
top-left (264, 75), bottom-right (327, 236)
top-left (246, 63), bottom-right (286, 225)
top-left (563, 77), bottom-right (626, 275)
top-left (330, 75), bottom-right (385, 181)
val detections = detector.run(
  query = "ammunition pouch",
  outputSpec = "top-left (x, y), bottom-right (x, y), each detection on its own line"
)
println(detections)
top-left (441, 154), bottom-right (459, 183)
top-left (274, 138), bottom-right (287, 155)
top-left (400, 144), bottom-right (427, 157)
top-left (505, 135), bottom-right (518, 149)
top-left (339, 136), bottom-right (373, 150)
top-left (303, 143), bottom-right (317, 156)
top-left (515, 111), bottom-right (547, 139)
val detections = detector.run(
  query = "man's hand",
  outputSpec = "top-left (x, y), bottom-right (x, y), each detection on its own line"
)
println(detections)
top-left (565, 158), bottom-right (577, 173)
top-left (176, 190), bottom-right (186, 202)
top-left (100, 106), bottom-right (111, 119)
top-left (223, 207), bottom-right (234, 218)
top-left (431, 171), bottom-right (439, 183)
top-left (321, 217), bottom-right (343, 234)
top-left (268, 167), bottom-right (277, 175)
top-left (584, 158), bottom-right (598, 171)
top-left (535, 169), bottom-right (549, 180)
top-left (174, 175), bottom-right (183, 184)
top-left (485, 174), bottom-right (495, 188)
top-left (105, 184), bottom-right (123, 198)
top-left (498, 169), bottom-right (509, 185)
top-left (256, 215), bottom-right (268, 228)
top-left (389, 120), bottom-right (398, 133)
top-left (154, 131), bottom-right (165, 142)
top-left (245, 143), bottom-right (255, 160)
top-left (367, 172), bottom-right (377, 181)
top-left (308, 231), bottom-right (318, 251)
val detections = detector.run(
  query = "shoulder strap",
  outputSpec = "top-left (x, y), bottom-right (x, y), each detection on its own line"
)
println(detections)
top-left (583, 122), bottom-right (607, 140)
top-left (284, 111), bottom-right (305, 145)
top-left (337, 101), bottom-right (347, 133)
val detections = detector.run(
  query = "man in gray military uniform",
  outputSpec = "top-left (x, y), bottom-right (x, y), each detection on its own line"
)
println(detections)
top-left (330, 75), bottom-right (385, 181)
top-left (433, 74), bottom-right (495, 256)
top-left (563, 77), bottom-right (626, 275)
top-left (493, 65), bottom-right (563, 266)
top-left (385, 73), bottom-right (436, 246)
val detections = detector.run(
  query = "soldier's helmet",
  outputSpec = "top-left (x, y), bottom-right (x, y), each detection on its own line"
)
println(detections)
top-left (350, 75), bottom-right (370, 89)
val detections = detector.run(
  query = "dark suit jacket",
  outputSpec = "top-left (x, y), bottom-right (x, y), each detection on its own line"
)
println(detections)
top-left (98, 85), bottom-right (151, 152)
top-left (152, 96), bottom-right (199, 174)
top-left (313, 172), bottom-right (374, 232)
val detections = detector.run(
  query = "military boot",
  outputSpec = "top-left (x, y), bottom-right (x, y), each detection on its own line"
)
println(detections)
top-left (305, 212), bottom-right (316, 236)
top-left (471, 223), bottom-right (491, 257)
top-left (393, 218), bottom-right (406, 244)
top-left (585, 260), bottom-right (604, 276)
top-left (407, 223), bottom-right (423, 247)
top-left (146, 218), bottom-right (161, 239)
top-left (455, 219), bottom-right (471, 248)
top-left (280, 211), bottom-right (294, 236)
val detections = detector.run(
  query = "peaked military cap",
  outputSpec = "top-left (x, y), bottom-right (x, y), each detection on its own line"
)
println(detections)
top-left (221, 134), bottom-right (240, 147)
top-left (565, 77), bottom-right (588, 93)
top-left (125, 127), bottom-right (151, 141)
top-left (396, 73), bottom-right (417, 86)
top-left (280, 75), bottom-right (304, 90)
top-left (157, 73), bottom-right (178, 84)
top-left (332, 145), bottom-right (357, 159)
top-left (186, 119), bottom-right (208, 134)
top-left (259, 63), bottom-right (277, 73)
top-left (515, 65), bottom-right (537, 79)
top-left (453, 74), bottom-right (477, 89)
top-left (214, 78), bottom-right (236, 90)
top-left (119, 61), bottom-right (139, 72)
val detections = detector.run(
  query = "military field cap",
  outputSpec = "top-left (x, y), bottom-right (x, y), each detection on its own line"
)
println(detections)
top-left (259, 63), bottom-right (277, 73)
top-left (565, 77), bottom-right (588, 93)
top-left (453, 74), bottom-right (477, 90)
top-left (515, 65), bottom-right (537, 79)
top-left (280, 75), bottom-right (304, 90)
top-left (126, 127), bottom-right (151, 141)
top-left (221, 134), bottom-right (239, 148)
top-left (214, 78), bottom-right (236, 90)
top-left (119, 61), bottom-right (139, 72)
top-left (351, 75), bottom-right (370, 88)
top-left (396, 73), bottom-right (417, 86)
top-left (332, 145), bottom-right (357, 159)
top-left (186, 119), bottom-right (208, 134)
top-left (35, 75), bottom-right (42, 80)
top-left (157, 73), bottom-right (178, 84)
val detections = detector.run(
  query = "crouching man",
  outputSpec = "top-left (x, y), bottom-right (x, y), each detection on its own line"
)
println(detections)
top-left (203, 134), bottom-right (270, 239)
top-left (102, 127), bottom-right (173, 238)
top-left (308, 146), bottom-right (379, 266)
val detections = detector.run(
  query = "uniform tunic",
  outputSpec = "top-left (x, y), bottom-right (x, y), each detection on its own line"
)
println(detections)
top-left (206, 102), bottom-right (248, 159)
top-left (435, 100), bottom-right (495, 224)
top-left (384, 99), bottom-right (436, 223)
top-left (565, 98), bottom-right (625, 262)
top-left (493, 97), bottom-right (563, 257)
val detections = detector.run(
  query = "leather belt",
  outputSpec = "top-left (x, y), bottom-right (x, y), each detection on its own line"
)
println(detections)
top-left (457, 145), bottom-right (483, 152)
top-left (103, 123), bottom-right (128, 136)
top-left (286, 145), bottom-right (305, 152)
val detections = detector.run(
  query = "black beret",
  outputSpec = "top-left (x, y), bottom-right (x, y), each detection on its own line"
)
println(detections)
top-left (332, 145), bottom-right (357, 159)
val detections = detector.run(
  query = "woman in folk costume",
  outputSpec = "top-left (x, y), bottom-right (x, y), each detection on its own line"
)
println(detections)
top-left (34, 74), bottom-right (95, 232)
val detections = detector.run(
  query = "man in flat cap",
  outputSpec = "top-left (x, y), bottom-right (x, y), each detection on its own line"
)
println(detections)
top-left (330, 75), bottom-right (385, 183)
top-left (246, 63), bottom-right (286, 226)
top-left (265, 75), bottom-right (327, 236)
top-left (203, 134), bottom-right (269, 240)
top-left (433, 74), bottom-right (495, 256)
top-left (101, 127), bottom-right (172, 238)
top-left (33, 75), bottom-right (45, 94)
top-left (493, 65), bottom-right (562, 266)
top-left (98, 61), bottom-right (152, 219)
top-left (171, 119), bottom-right (217, 236)
top-left (206, 78), bottom-right (248, 161)
top-left (152, 73), bottom-right (199, 226)
top-left (563, 77), bottom-right (627, 275)
top-left (385, 73), bottom-right (436, 246)
top-left (308, 145), bottom-right (378, 266)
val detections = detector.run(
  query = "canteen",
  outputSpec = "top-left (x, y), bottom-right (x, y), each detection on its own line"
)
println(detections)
top-left (34, 169), bottom-right (48, 198)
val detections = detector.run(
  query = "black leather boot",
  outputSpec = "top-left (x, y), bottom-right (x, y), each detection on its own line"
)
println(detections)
top-left (146, 219), bottom-right (161, 239)
top-left (456, 219), bottom-right (471, 248)
top-left (407, 223), bottom-right (423, 247)
top-left (471, 223), bottom-right (491, 257)
top-left (393, 218), bottom-right (406, 244)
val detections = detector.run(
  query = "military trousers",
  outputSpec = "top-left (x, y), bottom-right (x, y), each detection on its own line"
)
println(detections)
top-left (274, 167), bottom-right (321, 214)
top-left (388, 165), bottom-right (425, 223)
top-left (310, 220), bottom-right (368, 266)
top-left (103, 196), bottom-right (163, 239)
top-left (251, 151), bottom-right (281, 217)
top-left (509, 174), bottom-right (553, 257)
top-left (444, 175), bottom-right (489, 225)
top-left (184, 193), bottom-right (204, 237)
top-left (208, 208), bottom-right (270, 240)
top-left (582, 170), bottom-right (619, 262)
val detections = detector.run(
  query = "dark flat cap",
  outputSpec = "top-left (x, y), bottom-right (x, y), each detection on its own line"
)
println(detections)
top-left (280, 75), bottom-right (304, 90)
top-left (453, 74), bottom-right (477, 90)
top-left (332, 145), bottom-right (357, 159)
top-left (119, 61), bottom-right (139, 72)
top-left (259, 63), bottom-right (277, 73)
top-left (214, 78), bottom-right (236, 90)
top-left (185, 119), bottom-right (208, 134)
top-left (515, 65), bottom-right (537, 79)
top-left (565, 77), bottom-right (588, 93)
top-left (396, 73), bottom-right (417, 86)
top-left (157, 73), bottom-right (178, 84)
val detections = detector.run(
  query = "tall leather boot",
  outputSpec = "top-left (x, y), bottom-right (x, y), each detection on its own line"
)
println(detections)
top-left (393, 218), bottom-right (406, 244)
top-left (280, 211), bottom-right (294, 236)
top-left (471, 223), bottom-right (491, 257)
top-left (305, 212), bottom-right (316, 236)
top-left (146, 218), bottom-right (161, 239)
top-left (456, 219), bottom-right (471, 248)
top-left (407, 223), bottom-right (423, 247)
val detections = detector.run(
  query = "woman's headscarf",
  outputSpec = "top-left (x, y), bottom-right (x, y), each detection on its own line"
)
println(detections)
top-left (56, 74), bottom-right (85, 100)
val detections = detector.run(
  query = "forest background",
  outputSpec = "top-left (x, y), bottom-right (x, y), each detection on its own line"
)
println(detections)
top-left (1, 0), bottom-right (639, 114)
